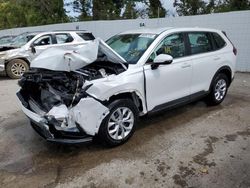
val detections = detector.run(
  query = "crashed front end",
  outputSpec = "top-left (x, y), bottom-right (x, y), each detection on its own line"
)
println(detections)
top-left (17, 70), bottom-right (109, 143)
top-left (16, 39), bottom-right (127, 144)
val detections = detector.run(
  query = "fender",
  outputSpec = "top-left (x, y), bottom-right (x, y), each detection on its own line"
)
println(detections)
top-left (209, 65), bottom-right (232, 91)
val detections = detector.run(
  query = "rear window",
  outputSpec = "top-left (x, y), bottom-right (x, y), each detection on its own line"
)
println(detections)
top-left (77, 33), bottom-right (95, 41)
top-left (211, 32), bottom-right (226, 49)
top-left (188, 32), bottom-right (213, 55)
top-left (55, 33), bottom-right (74, 44)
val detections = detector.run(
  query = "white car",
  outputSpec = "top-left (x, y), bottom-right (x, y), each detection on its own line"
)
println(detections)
top-left (17, 27), bottom-right (237, 146)
top-left (0, 31), bottom-right (95, 78)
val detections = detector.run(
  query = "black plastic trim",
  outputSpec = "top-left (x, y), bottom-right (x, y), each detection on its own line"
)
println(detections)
top-left (149, 91), bottom-right (209, 115)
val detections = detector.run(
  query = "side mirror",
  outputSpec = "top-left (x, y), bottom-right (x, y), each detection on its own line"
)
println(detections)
top-left (30, 44), bottom-right (36, 54)
top-left (151, 54), bottom-right (173, 70)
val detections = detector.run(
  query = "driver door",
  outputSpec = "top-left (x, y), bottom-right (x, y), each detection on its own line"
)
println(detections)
top-left (144, 33), bottom-right (193, 111)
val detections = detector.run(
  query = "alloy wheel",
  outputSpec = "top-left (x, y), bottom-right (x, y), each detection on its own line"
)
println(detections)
top-left (11, 62), bottom-right (26, 77)
top-left (214, 79), bottom-right (227, 101)
top-left (107, 107), bottom-right (134, 140)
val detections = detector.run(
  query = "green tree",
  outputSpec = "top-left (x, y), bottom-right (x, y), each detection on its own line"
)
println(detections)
top-left (20, 0), bottom-right (69, 25)
top-left (0, 0), bottom-right (69, 29)
top-left (214, 0), bottom-right (250, 12)
top-left (92, 0), bottom-right (124, 20)
top-left (148, 0), bottom-right (166, 18)
top-left (122, 1), bottom-right (136, 19)
top-left (173, 0), bottom-right (207, 16)
top-left (0, 2), bottom-right (27, 29)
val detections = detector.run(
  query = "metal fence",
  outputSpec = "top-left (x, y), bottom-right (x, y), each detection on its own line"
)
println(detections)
top-left (0, 10), bottom-right (250, 72)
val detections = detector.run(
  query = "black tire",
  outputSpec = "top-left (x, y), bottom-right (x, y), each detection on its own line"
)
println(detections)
top-left (98, 99), bottom-right (138, 147)
top-left (6, 59), bottom-right (29, 79)
top-left (206, 73), bottom-right (229, 106)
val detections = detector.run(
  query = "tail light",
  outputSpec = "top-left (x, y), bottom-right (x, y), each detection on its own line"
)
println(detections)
top-left (222, 31), bottom-right (237, 56)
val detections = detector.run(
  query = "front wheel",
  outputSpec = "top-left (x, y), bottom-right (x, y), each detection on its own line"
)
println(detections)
top-left (98, 99), bottom-right (138, 147)
top-left (6, 59), bottom-right (29, 79)
top-left (206, 73), bottom-right (229, 106)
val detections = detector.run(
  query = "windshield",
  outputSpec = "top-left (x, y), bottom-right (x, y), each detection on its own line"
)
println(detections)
top-left (11, 33), bottom-right (35, 47)
top-left (0, 36), bottom-right (15, 45)
top-left (106, 34), bottom-right (157, 64)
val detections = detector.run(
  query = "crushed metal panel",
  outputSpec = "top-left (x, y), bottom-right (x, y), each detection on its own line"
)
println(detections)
top-left (31, 40), bottom-right (99, 71)
top-left (47, 104), bottom-right (69, 121)
top-left (30, 38), bottom-right (127, 72)
top-left (68, 97), bottom-right (109, 136)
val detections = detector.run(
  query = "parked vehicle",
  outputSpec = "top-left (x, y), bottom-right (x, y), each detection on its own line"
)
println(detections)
top-left (0, 31), bottom-right (95, 78)
top-left (0, 35), bottom-right (16, 46)
top-left (17, 27), bottom-right (237, 146)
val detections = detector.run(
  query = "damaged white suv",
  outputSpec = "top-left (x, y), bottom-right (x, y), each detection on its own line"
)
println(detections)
top-left (17, 27), bottom-right (237, 146)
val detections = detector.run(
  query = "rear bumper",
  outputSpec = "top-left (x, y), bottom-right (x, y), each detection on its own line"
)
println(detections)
top-left (17, 92), bottom-right (93, 144)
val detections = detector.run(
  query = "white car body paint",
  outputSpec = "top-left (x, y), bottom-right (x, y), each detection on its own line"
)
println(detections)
top-left (0, 31), bottom-right (95, 74)
top-left (68, 98), bottom-right (109, 135)
top-left (21, 96), bottom-right (109, 136)
top-left (30, 38), bottom-right (127, 72)
top-left (47, 104), bottom-right (69, 121)
top-left (17, 27), bottom-right (237, 142)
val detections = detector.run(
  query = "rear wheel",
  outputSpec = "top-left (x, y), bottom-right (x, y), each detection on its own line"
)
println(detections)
top-left (206, 73), bottom-right (229, 106)
top-left (6, 59), bottom-right (29, 79)
top-left (98, 99), bottom-right (138, 147)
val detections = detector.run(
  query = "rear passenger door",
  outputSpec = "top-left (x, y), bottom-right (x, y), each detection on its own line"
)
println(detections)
top-left (187, 32), bottom-right (221, 94)
top-left (53, 33), bottom-right (76, 50)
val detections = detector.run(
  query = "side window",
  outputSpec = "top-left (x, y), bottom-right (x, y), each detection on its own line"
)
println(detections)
top-left (188, 32), bottom-right (213, 55)
top-left (77, 33), bottom-right (95, 41)
top-left (33, 35), bottom-right (52, 46)
top-left (211, 32), bottom-right (226, 50)
top-left (149, 33), bottom-right (185, 62)
top-left (55, 33), bottom-right (73, 44)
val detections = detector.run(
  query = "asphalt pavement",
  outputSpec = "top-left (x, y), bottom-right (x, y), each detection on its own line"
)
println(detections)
top-left (0, 73), bottom-right (249, 188)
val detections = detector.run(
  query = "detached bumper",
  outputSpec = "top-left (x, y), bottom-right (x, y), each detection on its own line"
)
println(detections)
top-left (17, 92), bottom-right (93, 144)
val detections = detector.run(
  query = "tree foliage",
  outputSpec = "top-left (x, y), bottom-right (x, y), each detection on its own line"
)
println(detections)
top-left (0, 0), bottom-right (68, 29)
top-left (1, 0), bottom-right (250, 30)
top-left (214, 0), bottom-right (250, 12)
top-left (174, 0), bottom-right (250, 16)
top-left (148, 0), bottom-right (166, 18)
top-left (173, 0), bottom-right (207, 16)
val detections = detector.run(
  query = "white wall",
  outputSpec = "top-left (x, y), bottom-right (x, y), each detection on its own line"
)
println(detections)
top-left (0, 10), bottom-right (250, 71)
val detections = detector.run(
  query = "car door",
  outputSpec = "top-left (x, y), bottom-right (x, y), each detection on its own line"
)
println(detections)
top-left (53, 33), bottom-right (79, 50)
top-left (30, 34), bottom-right (54, 60)
top-left (144, 33), bottom-right (192, 111)
top-left (187, 32), bottom-right (218, 94)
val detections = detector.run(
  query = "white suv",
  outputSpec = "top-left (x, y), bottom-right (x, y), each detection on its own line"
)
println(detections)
top-left (17, 27), bottom-right (237, 146)
top-left (0, 31), bottom-right (95, 78)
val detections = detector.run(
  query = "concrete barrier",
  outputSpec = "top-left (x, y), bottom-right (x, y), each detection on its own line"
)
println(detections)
top-left (1, 10), bottom-right (249, 71)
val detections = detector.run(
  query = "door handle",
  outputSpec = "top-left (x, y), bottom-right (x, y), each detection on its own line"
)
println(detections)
top-left (214, 57), bottom-right (221, 61)
top-left (181, 64), bottom-right (191, 68)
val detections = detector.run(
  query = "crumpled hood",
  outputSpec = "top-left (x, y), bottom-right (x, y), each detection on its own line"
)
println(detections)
top-left (31, 38), bottom-right (127, 72)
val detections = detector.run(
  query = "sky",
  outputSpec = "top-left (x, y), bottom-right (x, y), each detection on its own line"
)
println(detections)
top-left (64, 0), bottom-right (176, 17)
top-left (162, 0), bottom-right (175, 15)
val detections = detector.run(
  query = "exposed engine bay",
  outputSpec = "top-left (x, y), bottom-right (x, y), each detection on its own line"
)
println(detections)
top-left (19, 60), bottom-right (126, 113)
top-left (76, 60), bottom-right (127, 80)
top-left (17, 38), bottom-right (129, 142)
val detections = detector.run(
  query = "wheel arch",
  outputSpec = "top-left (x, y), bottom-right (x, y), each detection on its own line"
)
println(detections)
top-left (210, 66), bottom-right (232, 91)
top-left (105, 91), bottom-right (145, 115)
top-left (5, 57), bottom-right (30, 69)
